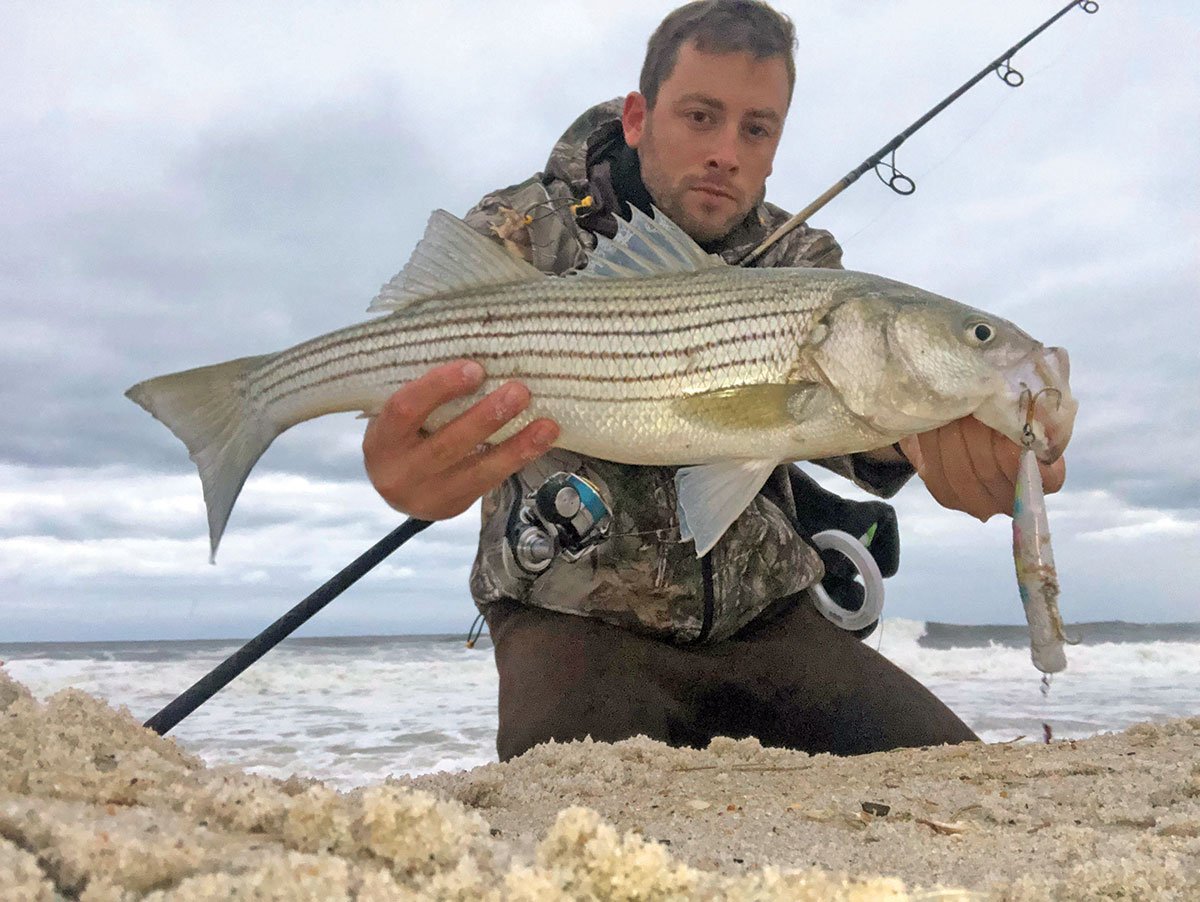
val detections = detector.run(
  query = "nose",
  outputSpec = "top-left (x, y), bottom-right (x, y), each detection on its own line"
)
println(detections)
top-left (705, 124), bottom-right (740, 173)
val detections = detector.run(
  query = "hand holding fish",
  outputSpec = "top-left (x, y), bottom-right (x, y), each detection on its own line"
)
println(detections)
top-left (899, 417), bottom-right (1066, 521)
top-left (361, 360), bottom-right (559, 521)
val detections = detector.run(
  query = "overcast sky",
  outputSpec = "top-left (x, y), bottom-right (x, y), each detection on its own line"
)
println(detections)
top-left (2, 1), bottom-right (1197, 641)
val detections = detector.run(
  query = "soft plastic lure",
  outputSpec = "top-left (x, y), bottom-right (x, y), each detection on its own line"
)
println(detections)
top-left (1013, 389), bottom-right (1072, 673)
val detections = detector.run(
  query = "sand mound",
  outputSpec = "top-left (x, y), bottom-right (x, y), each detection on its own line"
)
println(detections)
top-left (3, 668), bottom-right (1198, 899)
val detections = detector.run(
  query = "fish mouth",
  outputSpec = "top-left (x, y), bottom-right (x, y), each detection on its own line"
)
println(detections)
top-left (973, 346), bottom-right (1077, 463)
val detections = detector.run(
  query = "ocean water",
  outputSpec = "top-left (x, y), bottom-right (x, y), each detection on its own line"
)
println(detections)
top-left (4, 619), bottom-right (1198, 790)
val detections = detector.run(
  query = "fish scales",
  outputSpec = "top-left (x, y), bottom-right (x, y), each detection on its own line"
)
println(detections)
top-left (252, 267), bottom-right (830, 464)
top-left (126, 205), bottom-right (1076, 560)
top-left (256, 269), bottom-right (821, 399)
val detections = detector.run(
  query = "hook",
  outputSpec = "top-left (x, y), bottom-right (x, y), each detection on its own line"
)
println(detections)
top-left (1019, 386), bottom-right (1063, 446)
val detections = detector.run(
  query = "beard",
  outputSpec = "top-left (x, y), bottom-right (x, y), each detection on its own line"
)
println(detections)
top-left (636, 124), bottom-right (753, 244)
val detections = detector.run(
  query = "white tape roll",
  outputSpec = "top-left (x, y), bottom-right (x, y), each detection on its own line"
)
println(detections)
top-left (809, 529), bottom-right (885, 633)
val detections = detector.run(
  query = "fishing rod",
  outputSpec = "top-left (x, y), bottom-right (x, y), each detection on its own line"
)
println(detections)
top-left (144, 517), bottom-right (431, 735)
top-left (145, 0), bottom-right (1099, 735)
top-left (737, 0), bottom-right (1100, 266)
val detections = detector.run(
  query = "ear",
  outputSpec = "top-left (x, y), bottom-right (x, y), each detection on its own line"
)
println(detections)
top-left (622, 91), bottom-right (647, 149)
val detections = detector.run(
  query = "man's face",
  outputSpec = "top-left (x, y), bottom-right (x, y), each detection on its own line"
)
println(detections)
top-left (623, 41), bottom-right (789, 244)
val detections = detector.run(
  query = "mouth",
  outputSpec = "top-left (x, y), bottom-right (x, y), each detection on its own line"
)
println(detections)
top-left (973, 346), bottom-right (1078, 463)
top-left (1027, 348), bottom-right (1077, 461)
top-left (690, 184), bottom-right (737, 203)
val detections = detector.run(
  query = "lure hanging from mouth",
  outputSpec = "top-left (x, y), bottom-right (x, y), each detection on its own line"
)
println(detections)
top-left (1013, 389), bottom-right (1074, 674)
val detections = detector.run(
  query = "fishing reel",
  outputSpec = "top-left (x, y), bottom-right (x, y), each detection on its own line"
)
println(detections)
top-left (506, 472), bottom-right (613, 576)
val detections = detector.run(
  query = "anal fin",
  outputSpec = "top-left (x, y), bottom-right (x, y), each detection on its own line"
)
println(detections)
top-left (675, 459), bottom-right (778, 558)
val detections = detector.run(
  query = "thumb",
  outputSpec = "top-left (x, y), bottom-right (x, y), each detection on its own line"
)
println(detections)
top-left (897, 435), bottom-right (923, 470)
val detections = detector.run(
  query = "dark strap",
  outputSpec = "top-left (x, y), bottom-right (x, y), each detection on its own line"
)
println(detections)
top-left (681, 553), bottom-right (717, 646)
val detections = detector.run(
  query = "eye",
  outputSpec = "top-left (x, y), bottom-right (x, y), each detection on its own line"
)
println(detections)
top-left (966, 322), bottom-right (995, 345)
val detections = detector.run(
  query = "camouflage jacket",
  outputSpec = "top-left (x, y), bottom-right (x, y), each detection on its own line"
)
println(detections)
top-left (466, 99), bottom-right (913, 644)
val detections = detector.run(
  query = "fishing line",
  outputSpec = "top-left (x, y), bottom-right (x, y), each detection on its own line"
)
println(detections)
top-left (841, 44), bottom-right (1078, 247)
top-left (143, 2), bottom-right (1100, 735)
top-left (738, 0), bottom-right (1100, 265)
top-left (840, 91), bottom-right (1016, 246)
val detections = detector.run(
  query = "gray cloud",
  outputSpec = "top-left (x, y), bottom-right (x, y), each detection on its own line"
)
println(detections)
top-left (0, 85), bottom-right (452, 474)
top-left (1, 1), bottom-right (1197, 639)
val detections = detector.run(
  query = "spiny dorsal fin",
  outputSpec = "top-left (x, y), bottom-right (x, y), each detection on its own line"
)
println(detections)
top-left (574, 205), bottom-right (726, 279)
top-left (369, 209), bottom-right (544, 313)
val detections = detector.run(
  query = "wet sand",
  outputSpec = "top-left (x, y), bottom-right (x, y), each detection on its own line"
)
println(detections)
top-left (3, 670), bottom-right (1197, 899)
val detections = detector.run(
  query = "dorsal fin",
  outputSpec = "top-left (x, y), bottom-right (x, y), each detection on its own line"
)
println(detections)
top-left (573, 205), bottom-right (727, 279)
top-left (368, 209), bottom-right (544, 313)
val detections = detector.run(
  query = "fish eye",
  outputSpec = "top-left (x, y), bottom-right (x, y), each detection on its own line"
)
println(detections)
top-left (966, 322), bottom-right (995, 345)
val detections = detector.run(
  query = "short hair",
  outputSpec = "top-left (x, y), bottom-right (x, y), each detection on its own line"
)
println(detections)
top-left (639, 1), bottom-right (797, 109)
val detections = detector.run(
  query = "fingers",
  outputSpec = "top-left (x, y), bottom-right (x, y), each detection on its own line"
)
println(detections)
top-left (961, 416), bottom-right (1003, 486)
top-left (1041, 456), bottom-right (1067, 495)
top-left (904, 419), bottom-right (1030, 521)
top-left (410, 380), bottom-right (531, 476)
top-left (960, 417), bottom-right (1015, 516)
top-left (362, 359), bottom-right (560, 521)
top-left (980, 421), bottom-right (1072, 502)
top-left (436, 419), bottom-right (560, 514)
top-left (916, 426), bottom-right (968, 518)
top-left (897, 434), bottom-right (923, 471)
top-left (363, 360), bottom-right (485, 460)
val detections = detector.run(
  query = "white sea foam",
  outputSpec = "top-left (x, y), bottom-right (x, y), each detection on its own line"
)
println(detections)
top-left (4, 621), bottom-right (1198, 786)
top-left (2, 637), bottom-right (501, 789)
top-left (875, 618), bottom-right (1200, 742)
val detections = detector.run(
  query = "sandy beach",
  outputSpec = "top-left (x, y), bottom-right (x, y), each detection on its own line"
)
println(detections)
top-left (3, 669), bottom-right (1198, 900)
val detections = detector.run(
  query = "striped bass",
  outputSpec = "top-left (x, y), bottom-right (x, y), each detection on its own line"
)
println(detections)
top-left (127, 206), bottom-right (1077, 560)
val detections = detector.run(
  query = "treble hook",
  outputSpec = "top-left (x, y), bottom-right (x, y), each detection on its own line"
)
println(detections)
top-left (873, 149), bottom-right (916, 196)
top-left (1019, 386), bottom-right (1063, 446)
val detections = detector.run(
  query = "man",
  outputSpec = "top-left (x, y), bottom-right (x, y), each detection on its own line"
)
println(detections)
top-left (363, 1), bottom-right (1066, 760)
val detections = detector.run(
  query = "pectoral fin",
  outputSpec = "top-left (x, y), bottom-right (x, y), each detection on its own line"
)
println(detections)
top-left (674, 383), bottom-right (825, 431)
top-left (675, 459), bottom-right (779, 558)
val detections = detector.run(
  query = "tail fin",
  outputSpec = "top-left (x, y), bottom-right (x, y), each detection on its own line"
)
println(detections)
top-left (126, 354), bottom-right (277, 561)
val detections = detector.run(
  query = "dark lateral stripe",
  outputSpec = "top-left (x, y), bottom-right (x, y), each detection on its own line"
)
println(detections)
top-left (255, 309), bottom-right (806, 400)
top-left (256, 316), bottom-right (797, 403)
top-left (251, 282), bottom-right (796, 385)
top-left (260, 341), bottom-right (790, 408)
top-left (251, 299), bottom-right (776, 385)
